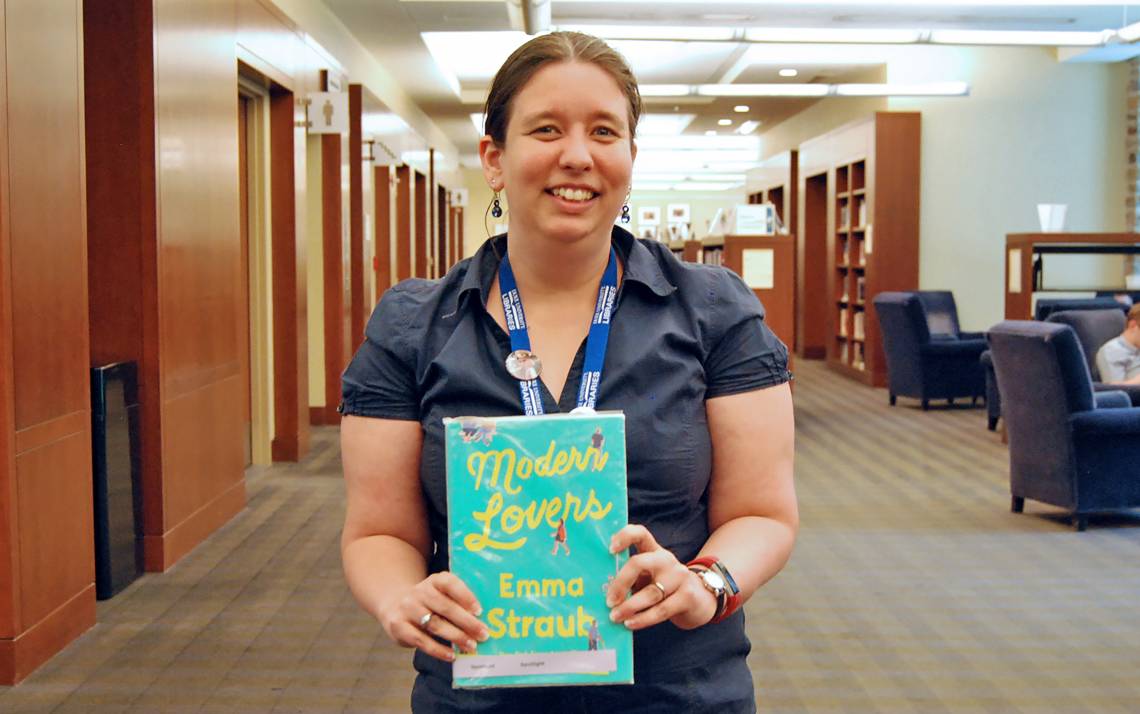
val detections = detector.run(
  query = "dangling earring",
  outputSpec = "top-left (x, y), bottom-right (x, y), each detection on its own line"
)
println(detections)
top-left (620, 192), bottom-right (631, 224)
top-left (491, 190), bottom-right (503, 218)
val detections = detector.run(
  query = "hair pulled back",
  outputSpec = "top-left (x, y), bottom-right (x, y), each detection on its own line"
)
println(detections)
top-left (483, 31), bottom-right (643, 147)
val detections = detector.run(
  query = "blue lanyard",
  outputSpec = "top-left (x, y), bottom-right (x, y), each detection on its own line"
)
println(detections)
top-left (498, 246), bottom-right (619, 416)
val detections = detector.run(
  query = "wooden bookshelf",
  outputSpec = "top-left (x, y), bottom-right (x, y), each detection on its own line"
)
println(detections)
top-left (747, 149), bottom-right (798, 239)
top-left (797, 112), bottom-right (920, 387)
top-left (1004, 232), bottom-right (1140, 319)
top-left (718, 234), bottom-right (795, 349)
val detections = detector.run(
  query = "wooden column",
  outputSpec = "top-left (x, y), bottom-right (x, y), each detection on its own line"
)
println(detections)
top-left (321, 134), bottom-right (344, 424)
top-left (414, 171), bottom-right (428, 278)
top-left (396, 165), bottom-right (412, 282)
top-left (348, 84), bottom-right (364, 350)
top-left (374, 165), bottom-right (392, 294)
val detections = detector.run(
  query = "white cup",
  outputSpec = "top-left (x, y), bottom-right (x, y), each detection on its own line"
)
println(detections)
top-left (1036, 203), bottom-right (1067, 233)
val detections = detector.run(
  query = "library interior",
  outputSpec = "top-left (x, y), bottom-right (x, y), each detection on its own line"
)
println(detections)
top-left (2, 0), bottom-right (1140, 711)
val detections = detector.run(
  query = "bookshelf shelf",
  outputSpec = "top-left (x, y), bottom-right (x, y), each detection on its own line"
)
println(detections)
top-left (797, 112), bottom-right (921, 387)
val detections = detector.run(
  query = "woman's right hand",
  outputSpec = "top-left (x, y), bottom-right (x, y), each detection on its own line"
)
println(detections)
top-left (381, 571), bottom-right (490, 662)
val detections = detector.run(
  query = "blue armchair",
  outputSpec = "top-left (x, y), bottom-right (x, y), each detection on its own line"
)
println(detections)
top-left (987, 320), bottom-right (1140, 531)
top-left (1047, 309), bottom-right (1140, 407)
top-left (873, 291), bottom-right (987, 409)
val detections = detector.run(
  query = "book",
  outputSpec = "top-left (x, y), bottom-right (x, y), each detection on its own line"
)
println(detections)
top-left (444, 411), bottom-right (633, 689)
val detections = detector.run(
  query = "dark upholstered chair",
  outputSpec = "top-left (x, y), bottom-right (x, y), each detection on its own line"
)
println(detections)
top-left (873, 291), bottom-right (986, 409)
top-left (1047, 309), bottom-right (1140, 407)
top-left (1033, 297), bottom-right (1128, 321)
top-left (987, 320), bottom-right (1140, 531)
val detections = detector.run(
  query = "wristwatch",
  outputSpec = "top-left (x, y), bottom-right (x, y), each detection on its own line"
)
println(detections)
top-left (688, 565), bottom-right (728, 620)
top-left (687, 556), bottom-right (742, 623)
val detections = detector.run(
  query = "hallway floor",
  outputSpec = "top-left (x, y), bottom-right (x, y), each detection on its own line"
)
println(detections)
top-left (3, 360), bottom-right (1140, 712)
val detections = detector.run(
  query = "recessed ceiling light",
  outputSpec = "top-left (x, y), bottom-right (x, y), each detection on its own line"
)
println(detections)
top-left (778, 68), bottom-right (799, 78)
top-left (733, 105), bottom-right (749, 113)
top-left (705, 130), bottom-right (717, 136)
top-left (718, 118), bottom-right (733, 126)
top-left (736, 120), bottom-right (761, 135)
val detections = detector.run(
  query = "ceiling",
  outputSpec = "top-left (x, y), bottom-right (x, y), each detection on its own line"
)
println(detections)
top-left (323, 1), bottom-right (1140, 188)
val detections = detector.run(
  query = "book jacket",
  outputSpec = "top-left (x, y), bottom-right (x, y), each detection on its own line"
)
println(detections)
top-left (444, 411), bottom-right (633, 688)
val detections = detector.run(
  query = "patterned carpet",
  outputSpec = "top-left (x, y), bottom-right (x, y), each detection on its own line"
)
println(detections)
top-left (2, 359), bottom-right (1139, 713)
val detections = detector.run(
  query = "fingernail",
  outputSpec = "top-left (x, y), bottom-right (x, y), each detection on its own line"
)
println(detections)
top-left (445, 650), bottom-right (455, 661)
top-left (478, 628), bottom-right (489, 642)
top-left (473, 605), bottom-right (483, 617)
top-left (467, 640), bottom-right (477, 653)
top-left (624, 620), bottom-right (636, 629)
top-left (605, 594), bottom-right (616, 607)
top-left (609, 609), bottom-right (619, 622)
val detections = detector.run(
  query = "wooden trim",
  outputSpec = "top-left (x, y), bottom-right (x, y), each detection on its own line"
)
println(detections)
top-left (142, 478), bottom-right (246, 572)
top-left (269, 87), bottom-right (307, 461)
top-left (414, 171), bottom-right (427, 277)
top-left (348, 84), bottom-right (364, 349)
top-left (321, 134), bottom-right (345, 427)
top-left (12, 411), bottom-right (87, 456)
top-left (0, 584), bottom-right (95, 685)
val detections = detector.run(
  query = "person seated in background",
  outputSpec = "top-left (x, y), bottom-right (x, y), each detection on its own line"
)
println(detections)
top-left (1096, 303), bottom-right (1140, 385)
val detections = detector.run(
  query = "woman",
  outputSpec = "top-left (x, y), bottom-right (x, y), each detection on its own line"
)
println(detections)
top-left (340, 32), bottom-right (797, 712)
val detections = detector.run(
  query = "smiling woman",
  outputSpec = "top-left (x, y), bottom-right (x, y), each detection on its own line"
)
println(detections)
top-left (339, 31), bottom-right (797, 714)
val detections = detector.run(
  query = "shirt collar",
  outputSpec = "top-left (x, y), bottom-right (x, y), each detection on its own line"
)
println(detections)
top-left (445, 226), bottom-right (675, 318)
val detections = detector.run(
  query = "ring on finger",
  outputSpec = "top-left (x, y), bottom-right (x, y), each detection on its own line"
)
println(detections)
top-left (651, 581), bottom-right (667, 600)
top-left (418, 612), bottom-right (434, 630)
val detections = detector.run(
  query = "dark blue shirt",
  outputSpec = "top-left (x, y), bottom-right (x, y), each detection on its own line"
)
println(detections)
top-left (341, 227), bottom-right (790, 697)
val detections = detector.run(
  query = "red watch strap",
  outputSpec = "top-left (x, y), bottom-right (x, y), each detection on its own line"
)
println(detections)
top-left (687, 556), bottom-right (743, 624)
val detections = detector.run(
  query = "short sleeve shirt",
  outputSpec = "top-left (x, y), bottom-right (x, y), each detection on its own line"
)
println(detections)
top-left (1095, 335), bottom-right (1140, 382)
top-left (341, 226), bottom-right (791, 677)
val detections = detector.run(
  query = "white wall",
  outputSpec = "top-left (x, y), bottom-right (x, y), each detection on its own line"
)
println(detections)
top-left (628, 191), bottom-right (747, 241)
top-left (887, 46), bottom-right (1127, 329)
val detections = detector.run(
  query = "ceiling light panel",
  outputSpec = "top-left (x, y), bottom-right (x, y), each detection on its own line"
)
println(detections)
top-left (555, 24), bottom-right (736, 41)
top-left (363, 113), bottom-right (410, 136)
top-left (608, 41), bottom-right (738, 84)
top-left (699, 83), bottom-right (830, 97)
top-left (745, 28), bottom-right (922, 44)
top-left (421, 32), bottom-right (530, 83)
top-left (928, 30), bottom-right (1109, 46)
top-left (637, 113), bottom-right (696, 136)
top-left (639, 84), bottom-right (694, 97)
top-left (835, 82), bottom-right (970, 97)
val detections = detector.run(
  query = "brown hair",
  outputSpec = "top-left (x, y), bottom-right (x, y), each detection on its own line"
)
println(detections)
top-left (1128, 303), bottom-right (1140, 325)
top-left (482, 32), bottom-right (643, 147)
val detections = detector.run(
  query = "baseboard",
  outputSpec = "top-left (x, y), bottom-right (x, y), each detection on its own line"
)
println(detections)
top-left (0, 584), bottom-right (95, 685)
top-left (142, 478), bottom-right (246, 572)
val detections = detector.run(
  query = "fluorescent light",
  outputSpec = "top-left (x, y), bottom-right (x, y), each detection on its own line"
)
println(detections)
top-left (704, 130), bottom-right (717, 136)
top-left (717, 118), bottom-right (733, 126)
top-left (637, 113), bottom-right (696, 136)
top-left (421, 32), bottom-right (529, 83)
top-left (835, 82), bottom-right (970, 97)
top-left (1120, 21), bottom-right (1140, 43)
top-left (736, 120), bottom-right (761, 134)
top-left (929, 30), bottom-right (1108, 46)
top-left (778, 68), bottom-right (798, 78)
top-left (636, 135), bottom-right (760, 151)
top-left (745, 28), bottom-right (921, 44)
top-left (555, 24), bottom-right (735, 41)
top-left (733, 105), bottom-right (749, 113)
top-left (698, 83), bottom-right (829, 97)
top-left (639, 84), bottom-right (693, 97)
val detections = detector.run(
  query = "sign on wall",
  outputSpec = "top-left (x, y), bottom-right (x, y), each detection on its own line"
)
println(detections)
top-left (307, 91), bottom-right (349, 135)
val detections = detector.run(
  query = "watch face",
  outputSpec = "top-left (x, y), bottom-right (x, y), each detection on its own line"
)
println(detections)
top-left (700, 569), bottom-right (726, 593)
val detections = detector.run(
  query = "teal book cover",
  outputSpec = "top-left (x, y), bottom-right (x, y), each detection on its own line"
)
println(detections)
top-left (443, 411), bottom-right (633, 689)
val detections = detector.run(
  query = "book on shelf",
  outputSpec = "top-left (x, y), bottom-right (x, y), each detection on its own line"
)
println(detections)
top-left (839, 202), bottom-right (849, 229)
top-left (840, 291), bottom-right (849, 303)
top-left (445, 412), bottom-right (633, 689)
top-left (853, 343), bottom-right (865, 370)
top-left (838, 310), bottom-right (847, 337)
top-left (856, 276), bottom-right (866, 302)
top-left (853, 311), bottom-right (865, 340)
top-left (857, 198), bottom-right (867, 227)
top-left (857, 240), bottom-right (866, 267)
top-left (840, 342), bottom-right (849, 363)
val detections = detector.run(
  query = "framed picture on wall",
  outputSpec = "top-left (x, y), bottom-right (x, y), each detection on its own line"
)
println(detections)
top-left (638, 206), bottom-right (661, 226)
top-left (667, 203), bottom-right (690, 223)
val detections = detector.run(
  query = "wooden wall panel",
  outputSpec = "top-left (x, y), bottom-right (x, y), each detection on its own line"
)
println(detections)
top-left (348, 84), bottom-right (364, 349)
top-left (374, 166), bottom-right (392, 294)
top-left (151, 0), bottom-right (245, 567)
top-left (395, 165), bottom-right (412, 281)
top-left (0, 0), bottom-right (97, 683)
top-left (321, 135), bottom-right (345, 423)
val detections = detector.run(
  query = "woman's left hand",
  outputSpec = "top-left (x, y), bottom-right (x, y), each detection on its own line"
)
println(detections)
top-left (605, 524), bottom-right (718, 631)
